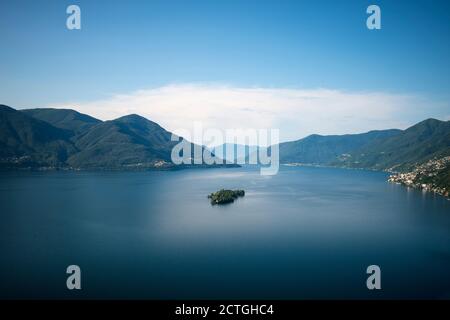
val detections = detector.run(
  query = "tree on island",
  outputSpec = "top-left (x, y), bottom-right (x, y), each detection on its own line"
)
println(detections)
top-left (207, 189), bottom-right (245, 205)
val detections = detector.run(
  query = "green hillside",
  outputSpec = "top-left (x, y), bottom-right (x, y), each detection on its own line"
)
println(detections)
top-left (279, 129), bottom-right (401, 164)
top-left (0, 105), bottom-right (77, 167)
top-left (22, 108), bottom-right (101, 135)
top-left (0, 105), bottom-right (216, 170)
top-left (334, 119), bottom-right (450, 171)
top-left (68, 114), bottom-right (180, 168)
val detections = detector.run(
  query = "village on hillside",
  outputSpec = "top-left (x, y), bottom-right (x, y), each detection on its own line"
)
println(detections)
top-left (388, 156), bottom-right (450, 198)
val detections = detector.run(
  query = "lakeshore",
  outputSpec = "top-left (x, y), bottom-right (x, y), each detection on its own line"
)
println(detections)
top-left (388, 156), bottom-right (450, 199)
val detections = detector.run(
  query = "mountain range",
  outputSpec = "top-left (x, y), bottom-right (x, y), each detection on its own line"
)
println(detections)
top-left (0, 105), bottom-right (210, 169)
top-left (0, 104), bottom-right (449, 173)
top-left (280, 118), bottom-right (450, 171)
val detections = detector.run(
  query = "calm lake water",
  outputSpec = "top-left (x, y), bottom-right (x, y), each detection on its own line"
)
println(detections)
top-left (0, 166), bottom-right (449, 299)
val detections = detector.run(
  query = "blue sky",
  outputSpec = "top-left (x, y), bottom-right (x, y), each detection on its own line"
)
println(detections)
top-left (0, 0), bottom-right (449, 141)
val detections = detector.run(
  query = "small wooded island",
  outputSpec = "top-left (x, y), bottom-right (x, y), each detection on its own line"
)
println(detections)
top-left (208, 189), bottom-right (245, 205)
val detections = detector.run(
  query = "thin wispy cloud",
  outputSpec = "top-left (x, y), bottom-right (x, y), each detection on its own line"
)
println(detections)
top-left (51, 84), bottom-right (446, 144)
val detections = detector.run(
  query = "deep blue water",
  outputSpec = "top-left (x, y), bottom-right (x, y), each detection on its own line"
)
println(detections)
top-left (0, 166), bottom-right (449, 299)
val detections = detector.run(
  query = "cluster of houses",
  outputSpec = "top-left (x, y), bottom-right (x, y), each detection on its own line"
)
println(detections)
top-left (388, 156), bottom-right (450, 198)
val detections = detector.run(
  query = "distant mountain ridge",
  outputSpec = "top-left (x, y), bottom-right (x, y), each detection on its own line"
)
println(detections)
top-left (209, 143), bottom-right (261, 163)
top-left (333, 118), bottom-right (450, 171)
top-left (67, 114), bottom-right (180, 168)
top-left (22, 108), bottom-right (101, 135)
top-left (280, 118), bottom-right (450, 172)
top-left (279, 129), bottom-right (402, 165)
top-left (199, 119), bottom-right (449, 174)
top-left (0, 104), bottom-right (449, 173)
top-left (0, 105), bottom-right (214, 169)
